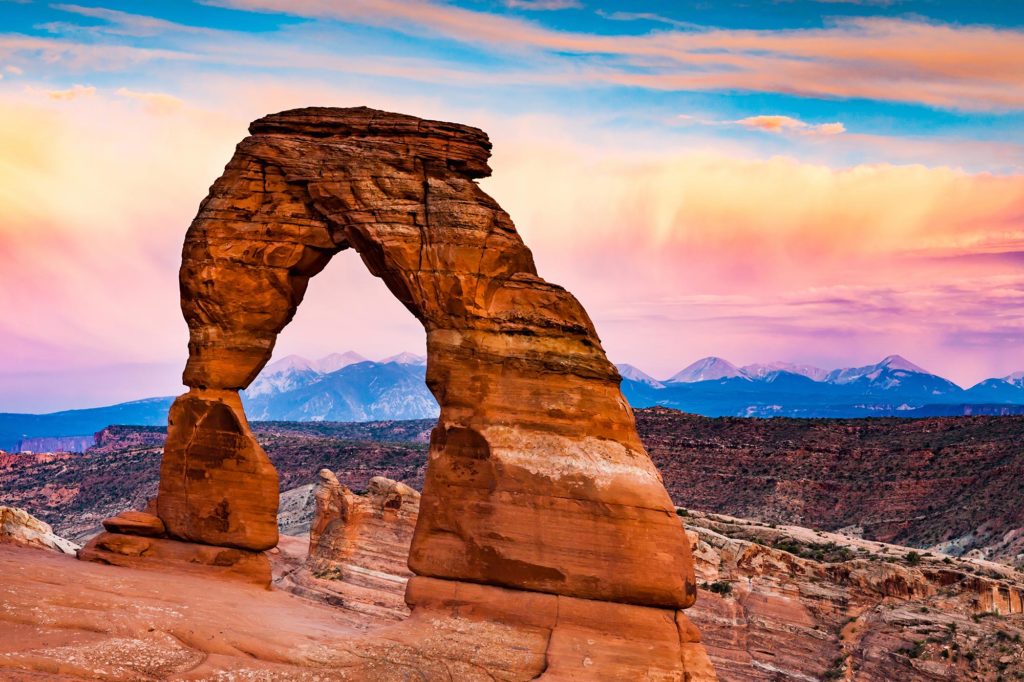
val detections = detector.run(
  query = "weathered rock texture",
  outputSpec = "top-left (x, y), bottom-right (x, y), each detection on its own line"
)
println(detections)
top-left (684, 511), bottom-right (1024, 681)
top-left (0, 506), bottom-right (78, 555)
top-left (309, 473), bottom-right (420, 572)
top-left (158, 389), bottom-right (279, 551)
top-left (277, 473), bottom-right (422, 622)
top-left (80, 106), bottom-right (705, 677)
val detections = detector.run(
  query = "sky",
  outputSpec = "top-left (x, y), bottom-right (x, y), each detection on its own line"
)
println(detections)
top-left (1, 0), bottom-right (1023, 411)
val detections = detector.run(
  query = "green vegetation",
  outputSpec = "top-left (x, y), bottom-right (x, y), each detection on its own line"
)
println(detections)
top-left (701, 581), bottom-right (733, 596)
top-left (771, 538), bottom-right (855, 563)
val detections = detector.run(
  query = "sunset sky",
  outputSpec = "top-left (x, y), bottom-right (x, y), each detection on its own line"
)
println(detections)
top-left (1, 0), bottom-right (1023, 411)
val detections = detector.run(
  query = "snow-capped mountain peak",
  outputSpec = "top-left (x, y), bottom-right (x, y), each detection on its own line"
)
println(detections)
top-left (740, 361), bottom-right (828, 382)
top-left (1003, 371), bottom-right (1024, 387)
top-left (666, 357), bottom-right (745, 383)
top-left (382, 352), bottom-right (427, 366)
top-left (877, 354), bottom-right (928, 374)
top-left (261, 354), bottom-right (317, 376)
top-left (316, 351), bottom-right (368, 373)
top-left (616, 364), bottom-right (665, 388)
top-left (826, 355), bottom-right (930, 386)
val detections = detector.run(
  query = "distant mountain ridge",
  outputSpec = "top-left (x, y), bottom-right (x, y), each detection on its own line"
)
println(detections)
top-left (1, 351), bottom-right (1021, 451)
top-left (617, 354), bottom-right (1024, 418)
top-left (241, 354), bottom-right (436, 422)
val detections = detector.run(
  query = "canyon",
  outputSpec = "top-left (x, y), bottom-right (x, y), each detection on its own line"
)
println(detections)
top-left (6, 408), bottom-right (1023, 570)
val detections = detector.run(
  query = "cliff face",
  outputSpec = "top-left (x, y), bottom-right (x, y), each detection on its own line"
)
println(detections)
top-left (638, 408), bottom-right (1024, 567)
top-left (685, 511), bottom-right (1024, 681)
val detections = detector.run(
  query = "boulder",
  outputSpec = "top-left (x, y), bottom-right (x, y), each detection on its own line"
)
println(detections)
top-left (102, 511), bottom-right (165, 537)
top-left (0, 506), bottom-right (78, 555)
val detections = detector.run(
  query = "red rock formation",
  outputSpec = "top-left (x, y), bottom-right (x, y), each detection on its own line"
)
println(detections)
top-left (82, 106), bottom-right (708, 678)
top-left (101, 510), bottom-right (165, 537)
top-left (309, 474), bottom-right (420, 576)
top-left (308, 468), bottom-right (348, 553)
top-left (158, 390), bottom-right (279, 551)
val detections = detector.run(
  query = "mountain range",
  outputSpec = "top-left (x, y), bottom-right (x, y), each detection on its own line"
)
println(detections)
top-left (1, 352), bottom-right (1021, 451)
top-left (618, 354), bottom-right (1024, 418)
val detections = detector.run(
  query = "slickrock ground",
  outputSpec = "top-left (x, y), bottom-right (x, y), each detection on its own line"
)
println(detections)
top-left (0, 542), bottom-right (371, 680)
top-left (2, 488), bottom-right (1022, 680)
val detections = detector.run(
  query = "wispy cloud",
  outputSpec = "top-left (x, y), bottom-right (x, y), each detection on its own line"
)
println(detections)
top-left (34, 83), bottom-right (96, 100)
top-left (736, 115), bottom-right (846, 136)
top-left (505, 0), bottom-right (581, 10)
top-left (198, 1), bottom-right (1024, 110)
top-left (50, 4), bottom-right (213, 37)
top-left (595, 10), bottom-right (702, 30)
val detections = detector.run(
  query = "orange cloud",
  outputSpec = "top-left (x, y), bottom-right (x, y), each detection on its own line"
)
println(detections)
top-left (39, 84), bottom-right (96, 100)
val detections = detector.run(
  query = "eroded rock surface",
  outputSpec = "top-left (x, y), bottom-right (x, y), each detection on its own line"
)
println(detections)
top-left (0, 506), bottom-right (78, 555)
top-left (684, 511), bottom-right (1024, 681)
top-left (277, 473), bottom-right (421, 622)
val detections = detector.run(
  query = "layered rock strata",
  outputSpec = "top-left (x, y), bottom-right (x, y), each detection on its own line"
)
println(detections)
top-left (80, 106), bottom-right (707, 677)
top-left (276, 473), bottom-right (421, 621)
top-left (684, 511), bottom-right (1024, 681)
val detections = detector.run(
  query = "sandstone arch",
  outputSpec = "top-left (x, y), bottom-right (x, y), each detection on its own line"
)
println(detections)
top-left (91, 107), bottom-right (713, 678)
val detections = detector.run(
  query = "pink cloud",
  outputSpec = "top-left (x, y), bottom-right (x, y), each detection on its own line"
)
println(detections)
top-left (736, 115), bottom-right (846, 136)
top-left (504, 0), bottom-right (580, 10)
top-left (1, 80), bottom-right (1022, 409)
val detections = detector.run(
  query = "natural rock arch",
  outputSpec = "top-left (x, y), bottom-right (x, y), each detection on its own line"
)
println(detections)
top-left (89, 107), bottom-right (713, 678)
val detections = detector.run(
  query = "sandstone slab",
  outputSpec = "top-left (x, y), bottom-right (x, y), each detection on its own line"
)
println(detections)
top-left (101, 511), bottom-right (165, 537)
top-left (79, 531), bottom-right (272, 586)
top-left (0, 506), bottom-right (78, 555)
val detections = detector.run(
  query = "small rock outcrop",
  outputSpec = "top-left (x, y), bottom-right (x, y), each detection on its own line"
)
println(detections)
top-left (0, 506), bottom-right (78, 554)
top-left (276, 472), bottom-right (422, 621)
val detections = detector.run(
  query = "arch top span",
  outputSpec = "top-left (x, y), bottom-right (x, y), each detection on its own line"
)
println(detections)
top-left (164, 106), bottom-right (697, 610)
